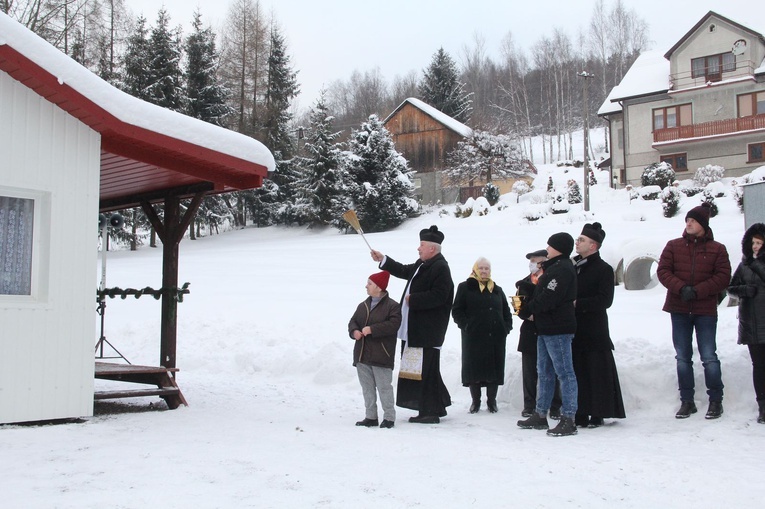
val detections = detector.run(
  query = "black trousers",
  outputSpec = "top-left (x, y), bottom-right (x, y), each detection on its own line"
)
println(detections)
top-left (748, 344), bottom-right (765, 405)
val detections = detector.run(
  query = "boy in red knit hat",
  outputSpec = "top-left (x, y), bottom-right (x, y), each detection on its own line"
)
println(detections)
top-left (348, 271), bottom-right (401, 428)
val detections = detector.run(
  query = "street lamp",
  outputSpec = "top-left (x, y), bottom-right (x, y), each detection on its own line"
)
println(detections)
top-left (578, 71), bottom-right (594, 212)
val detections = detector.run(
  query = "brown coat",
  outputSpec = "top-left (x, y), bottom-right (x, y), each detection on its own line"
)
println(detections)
top-left (348, 293), bottom-right (401, 369)
top-left (658, 228), bottom-right (731, 316)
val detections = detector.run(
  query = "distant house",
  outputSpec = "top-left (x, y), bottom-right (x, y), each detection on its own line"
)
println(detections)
top-left (599, 11), bottom-right (765, 186)
top-left (0, 13), bottom-right (273, 424)
top-left (384, 97), bottom-right (472, 204)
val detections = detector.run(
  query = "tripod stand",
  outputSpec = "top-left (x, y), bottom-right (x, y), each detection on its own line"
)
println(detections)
top-left (94, 215), bottom-right (130, 363)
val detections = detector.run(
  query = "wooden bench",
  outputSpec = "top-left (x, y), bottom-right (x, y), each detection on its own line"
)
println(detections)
top-left (94, 362), bottom-right (188, 409)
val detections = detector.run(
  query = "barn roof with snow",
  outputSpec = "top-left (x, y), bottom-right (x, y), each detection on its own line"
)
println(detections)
top-left (385, 97), bottom-right (473, 138)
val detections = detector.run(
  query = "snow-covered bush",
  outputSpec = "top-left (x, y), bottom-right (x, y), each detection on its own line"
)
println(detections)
top-left (701, 190), bottom-right (719, 217)
top-left (661, 186), bottom-right (681, 218)
top-left (455, 197), bottom-right (475, 218)
top-left (694, 164), bottom-right (725, 187)
top-left (550, 190), bottom-right (570, 214)
top-left (589, 169), bottom-right (597, 186)
top-left (641, 162), bottom-right (675, 189)
top-left (512, 180), bottom-right (532, 196)
top-left (680, 186), bottom-right (704, 197)
top-left (705, 181), bottom-right (726, 198)
top-left (523, 204), bottom-right (548, 221)
top-left (472, 196), bottom-right (491, 216)
top-left (567, 179), bottom-right (582, 204)
top-left (483, 183), bottom-right (500, 206)
top-left (731, 178), bottom-right (746, 211)
top-left (546, 176), bottom-right (554, 192)
top-left (625, 184), bottom-right (640, 202)
top-left (639, 185), bottom-right (662, 200)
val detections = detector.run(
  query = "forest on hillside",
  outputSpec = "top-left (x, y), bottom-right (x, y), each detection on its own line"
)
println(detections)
top-left (3, 0), bottom-right (650, 237)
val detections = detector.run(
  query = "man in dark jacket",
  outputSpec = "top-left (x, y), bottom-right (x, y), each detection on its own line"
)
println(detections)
top-left (517, 232), bottom-right (579, 436)
top-left (515, 249), bottom-right (562, 418)
top-left (572, 223), bottom-right (625, 428)
top-left (349, 271), bottom-right (402, 429)
top-left (658, 202), bottom-right (731, 420)
top-left (370, 225), bottom-right (454, 424)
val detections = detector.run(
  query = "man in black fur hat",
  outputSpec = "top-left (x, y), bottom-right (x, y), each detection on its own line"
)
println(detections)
top-left (370, 225), bottom-right (453, 423)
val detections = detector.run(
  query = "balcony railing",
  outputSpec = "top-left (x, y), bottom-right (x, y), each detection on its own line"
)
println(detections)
top-left (654, 114), bottom-right (765, 143)
top-left (669, 60), bottom-right (757, 90)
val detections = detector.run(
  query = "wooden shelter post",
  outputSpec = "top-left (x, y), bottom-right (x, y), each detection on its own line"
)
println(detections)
top-left (141, 192), bottom-right (205, 369)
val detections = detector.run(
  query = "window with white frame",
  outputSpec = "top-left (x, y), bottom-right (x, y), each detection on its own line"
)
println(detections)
top-left (0, 195), bottom-right (35, 295)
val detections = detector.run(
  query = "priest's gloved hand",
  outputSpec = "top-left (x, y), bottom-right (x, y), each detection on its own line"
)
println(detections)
top-left (680, 285), bottom-right (697, 302)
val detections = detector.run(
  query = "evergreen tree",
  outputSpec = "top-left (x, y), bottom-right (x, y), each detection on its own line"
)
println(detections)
top-left (185, 10), bottom-right (232, 126)
top-left (145, 8), bottom-right (185, 111)
top-left (547, 176), bottom-right (554, 193)
top-left (419, 47), bottom-right (472, 123)
top-left (120, 15), bottom-right (151, 99)
top-left (263, 24), bottom-right (300, 159)
top-left (293, 93), bottom-right (349, 228)
top-left (346, 114), bottom-right (416, 232)
top-left (567, 179), bottom-right (582, 204)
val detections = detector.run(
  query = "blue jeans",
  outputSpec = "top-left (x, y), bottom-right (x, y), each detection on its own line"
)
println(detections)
top-left (670, 313), bottom-right (724, 402)
top-left (536, 334), bottom-right (578, 418)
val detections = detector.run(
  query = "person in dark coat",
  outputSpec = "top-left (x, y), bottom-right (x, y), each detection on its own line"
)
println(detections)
top-left (658, 202), bottom-right (731, 420)
top-left (348, 271), bottom-right (402, 429)
top-left (727, 223), bottom-right (765, 424)
top-left (515, 249), bottom-right (562, 418)
top-left (452, 257), bottom-right (513, 414)
top-left (370, 225), bottom-right (453, 424)
top-left (572, 222), bottom-right (626, 428)
top-left (517, 232), bottom-right (579, 437)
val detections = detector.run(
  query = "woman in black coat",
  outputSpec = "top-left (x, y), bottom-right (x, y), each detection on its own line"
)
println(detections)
top-left (452, 258), bottom-right (513, 413)
top-left (728, 223), bottom-right (765, 423)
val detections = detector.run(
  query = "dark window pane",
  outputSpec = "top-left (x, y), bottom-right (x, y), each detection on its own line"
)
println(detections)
top-left (751, 144), bottom-right (764, 162)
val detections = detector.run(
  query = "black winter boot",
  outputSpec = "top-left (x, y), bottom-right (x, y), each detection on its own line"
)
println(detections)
top-left (517, 412), bottom-right (549, 430)
top-left (547, 416), bottom-right (578, 437)
top-left (469, 384), bottom-right (481, 414)
top-left (486, 384), bottom-right (499, 413)
top-left (758, 402), bottom-right (765, 424)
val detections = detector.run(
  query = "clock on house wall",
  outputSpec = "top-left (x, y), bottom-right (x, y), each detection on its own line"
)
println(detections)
top-left (732, 39), bottom-right (747, 56)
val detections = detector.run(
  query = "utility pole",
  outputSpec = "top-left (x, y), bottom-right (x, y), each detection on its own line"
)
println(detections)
top-left (578, 71), bottom-right (594, 212)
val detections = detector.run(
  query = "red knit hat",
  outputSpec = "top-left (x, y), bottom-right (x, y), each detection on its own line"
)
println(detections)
top-left (369, 271), bottom-right (390, 291)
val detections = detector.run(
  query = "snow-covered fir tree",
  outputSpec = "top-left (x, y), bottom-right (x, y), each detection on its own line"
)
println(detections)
top-left (145, 8), bottom-right (185, 111)
top-left (443, 130), bottom-right (525, 186)
top-left (483, 183), bottom-right (500, 206)
top-left (661, 186), bottom-right (681, 218)
top-left (641, 161), bottom-right (675, 189)
top-left (345, 115), bottom-right (416, 232)
top-left (292, 93), bottom-right (350, 228)
top-left (262, 24), bottom-right (299, 159)
top-left (547, 176), bottom-right (554, 192)
top-left (120, 15), bottom-right (151, 100)
top-left (185, 10), bottom-right (232, 127)
top-left (419, 47), bottom-right (472, 123)
top-left (567, 179), bottom-right (582, 204)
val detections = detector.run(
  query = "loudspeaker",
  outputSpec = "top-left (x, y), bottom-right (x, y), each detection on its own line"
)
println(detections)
top-left (98, 213), bottom-right (107, 229)
top-left (109, 213), bottom-right (124, 228)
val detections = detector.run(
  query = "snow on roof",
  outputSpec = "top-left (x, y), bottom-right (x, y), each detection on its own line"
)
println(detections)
top-left (0, 12), bottom-right (275, 172)
top-left (390, 97), bottom-right (473, 138)
top-left (597, 51), bottom-right (669, 115)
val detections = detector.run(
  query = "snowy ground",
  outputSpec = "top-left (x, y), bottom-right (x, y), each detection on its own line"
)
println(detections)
top-left (3, 161), bottom-right (765, 508)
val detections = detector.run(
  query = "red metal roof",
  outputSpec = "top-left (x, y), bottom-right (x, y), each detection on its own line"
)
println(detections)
top-left (0, 44), bottom-right (269, 211)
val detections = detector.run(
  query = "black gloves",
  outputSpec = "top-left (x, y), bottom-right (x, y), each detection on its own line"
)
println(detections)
top-left (680, 285), bottom-right (697, 302)
top-left (516, 280), bottom-right (535, 295)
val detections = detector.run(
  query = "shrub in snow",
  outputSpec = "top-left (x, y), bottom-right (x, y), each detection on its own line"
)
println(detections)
top-left (589, 169), bottom-right (597, 186)
top-left (704, 181), bottom-right (726, 198)
top-left (731, 179), bottom-right (745, 211)
top-left (701, 190), bottom-right (719, 217)
top-left (625, 184), bottom-right (640, 202)
top-left (523, 204), bottom-right (547, 221)
top-left (495, 200), bottom-right (508, 211)
top-left (680, 186), bottom-right (703, 197)
top-left (567, 179), bottom-right (582, 204)
top-left (483, 183), bottom-right (500, 206)
top-left (641, 162), bottom-right (675, 189)
top-left (455, 197), bottom-right (475, 218)
top-left (550, 190), bottom-right (570, 214)
top-left (512, 180), bottom-right (532, 196)
top-left (661, 186), bottom-right (681, 218)
top-left (547, 176), bottom-right (554, 192)
top-left (472, 196), bottom-right (491, 216)
top-left (694, 164), bottom-right (725, 187)
top-left (639, 185), bottom-right (661, 200)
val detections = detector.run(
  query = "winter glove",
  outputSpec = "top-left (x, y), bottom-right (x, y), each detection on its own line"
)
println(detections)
top-left (517, 305), bottom-right (531, 321)
top-left (516, 280), bottom-right (535, 295)
top-left (680, 285), bottom-right (697, 302)
top-left (743, 285), bottom-right (758, 298)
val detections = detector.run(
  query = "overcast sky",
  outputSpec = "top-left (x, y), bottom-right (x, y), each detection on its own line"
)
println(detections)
top-left (126, 0), bottom-right (763, 108)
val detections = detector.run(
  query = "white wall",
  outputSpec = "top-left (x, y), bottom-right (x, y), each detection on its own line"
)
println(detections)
top-left (0, 71), bottom-right (100, 423)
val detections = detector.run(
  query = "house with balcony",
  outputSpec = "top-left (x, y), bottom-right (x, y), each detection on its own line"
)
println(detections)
top-left (599, 11), bottom-right (765, 185)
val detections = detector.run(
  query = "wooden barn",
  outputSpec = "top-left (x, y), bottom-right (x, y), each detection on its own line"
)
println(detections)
top-left (383, 97), bottom-right (472, 204)
top-left (0, 13), bottom-right (274, 424)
